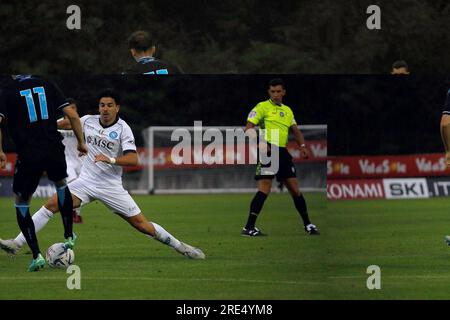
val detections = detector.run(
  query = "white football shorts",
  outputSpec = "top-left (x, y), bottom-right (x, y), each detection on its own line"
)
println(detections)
top-left (66, 162), bottom-right (82, 182)
top-left (68, 178), bottom-right (141, 217)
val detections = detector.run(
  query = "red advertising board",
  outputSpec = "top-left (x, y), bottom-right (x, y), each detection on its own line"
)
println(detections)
top-left (287, 140), bottom-right (327, 163)
top-left (0, 153), bottom-right (17, 176)
top-left (328, 153), bottom-right (450, 179)
top-left (0, 139), bottom-right (327, 176)
top-left (127, 139), bottom-right (327, 171)
top-left (327, 179), bottom-right (385, 200)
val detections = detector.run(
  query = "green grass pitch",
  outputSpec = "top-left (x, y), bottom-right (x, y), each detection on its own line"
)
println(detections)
top-left (328, 198), bottom-right (450, 299)
top-left (0, 192), bottom-right (325, 300)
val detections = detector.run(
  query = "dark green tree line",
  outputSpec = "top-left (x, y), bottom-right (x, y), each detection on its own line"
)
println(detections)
top-left (0, 0), bottom-right (448, 74)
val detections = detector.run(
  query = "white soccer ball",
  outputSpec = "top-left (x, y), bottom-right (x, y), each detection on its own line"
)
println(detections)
top-left (46, 243), bottom-right (75, 268)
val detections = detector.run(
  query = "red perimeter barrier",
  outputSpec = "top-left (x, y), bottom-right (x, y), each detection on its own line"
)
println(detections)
top-left (146, 140), bottom-right (327, 170)
top-left (328, 153), bottom-right (450, 179)
top-left (0, 139), bottom-right (327, 176)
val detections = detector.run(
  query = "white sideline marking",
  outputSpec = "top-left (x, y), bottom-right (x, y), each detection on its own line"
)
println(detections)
top-left (0, 276), bottom-right (322, 285)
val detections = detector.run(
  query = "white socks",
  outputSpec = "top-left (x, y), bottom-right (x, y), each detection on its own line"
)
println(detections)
top-left (149, 222), bottom-right (182, 250)
top-left (14, 210), bottom-right (182, 254)
top-left (15, 206), bottom-right (53, 247)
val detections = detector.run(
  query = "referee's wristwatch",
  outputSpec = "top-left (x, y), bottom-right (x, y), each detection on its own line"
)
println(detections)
top-left (300, 144), bottom-right (307, 148)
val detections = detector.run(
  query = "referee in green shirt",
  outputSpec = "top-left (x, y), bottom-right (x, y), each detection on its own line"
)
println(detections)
top-left (242, 78), bottom-right (319, 236)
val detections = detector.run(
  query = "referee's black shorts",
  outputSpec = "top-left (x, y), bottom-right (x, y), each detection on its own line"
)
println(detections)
top-left (254, 145), bottom-right (297, 182)
top-left (13, 145), bottom-right (68, 199)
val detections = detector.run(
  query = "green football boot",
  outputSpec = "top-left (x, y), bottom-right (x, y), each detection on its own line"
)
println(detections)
top-left (28, 253), bottom-right (45, 272)
top-left (64, 232), bottom-right (77, 250)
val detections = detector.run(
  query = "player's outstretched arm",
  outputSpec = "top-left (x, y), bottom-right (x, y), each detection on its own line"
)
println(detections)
top-left (95, 151), bottom-right (139, 166)
top-left (62, 105), bottom-right (87, 155)
top-left (440, 115), bottom-right (450, 167)
top-left (290, 125), bottom-right (309, 159)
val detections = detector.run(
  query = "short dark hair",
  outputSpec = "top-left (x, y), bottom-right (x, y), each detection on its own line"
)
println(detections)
top-left (97, 88), bottom-right (121, 105)
top-left (128, 30), bottom-right (153, 52)
top-left (392, 60), bottom-right (409, 71)
top-left (66, 97), bottom-right (77, 105)
top-left (268, 78), bottom-right (285, 89)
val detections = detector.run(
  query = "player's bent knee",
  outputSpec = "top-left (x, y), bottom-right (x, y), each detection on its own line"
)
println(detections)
top-left (71, 194), bottom-right (82, 209)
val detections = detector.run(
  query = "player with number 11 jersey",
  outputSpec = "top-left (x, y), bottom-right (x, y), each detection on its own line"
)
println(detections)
top-left (0, 88), bottom-right (205, 261)
top-left (0, 75), bottom-right (86, 271)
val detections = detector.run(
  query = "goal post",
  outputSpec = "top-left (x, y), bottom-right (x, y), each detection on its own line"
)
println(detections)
top-left (128, 124), bottom-right (326, 194)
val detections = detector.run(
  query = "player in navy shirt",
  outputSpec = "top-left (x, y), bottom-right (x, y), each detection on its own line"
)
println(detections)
top-left (441, 89), bottom-right (450, 166)
top-left (442, 89), bottom-right (450, 246)
top-left (123, 30), bottom-right (182, 75)
top-left (0, 75), bottom-right (87, 271)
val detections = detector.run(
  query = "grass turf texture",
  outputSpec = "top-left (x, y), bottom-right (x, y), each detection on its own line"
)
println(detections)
top-left (0, 193), bottom-right (325, 299)
top-left (328, 198), bottom-right (450, 299)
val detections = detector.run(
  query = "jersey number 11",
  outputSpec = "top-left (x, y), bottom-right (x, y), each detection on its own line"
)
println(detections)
top-left (19, 86), bottom-right (48, 123)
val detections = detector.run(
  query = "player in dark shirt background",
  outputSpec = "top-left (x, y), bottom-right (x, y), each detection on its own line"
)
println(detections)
top-left (0, 75), bottom-right (87, 271)
top-left (124, 30), bottom-right (183, 75)
top-left (441, 89), bottom-right (450, 167)
top-left (440, 89), bottom-right (450, 246)
top-left (391, 60), bottom-right (410, 75)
